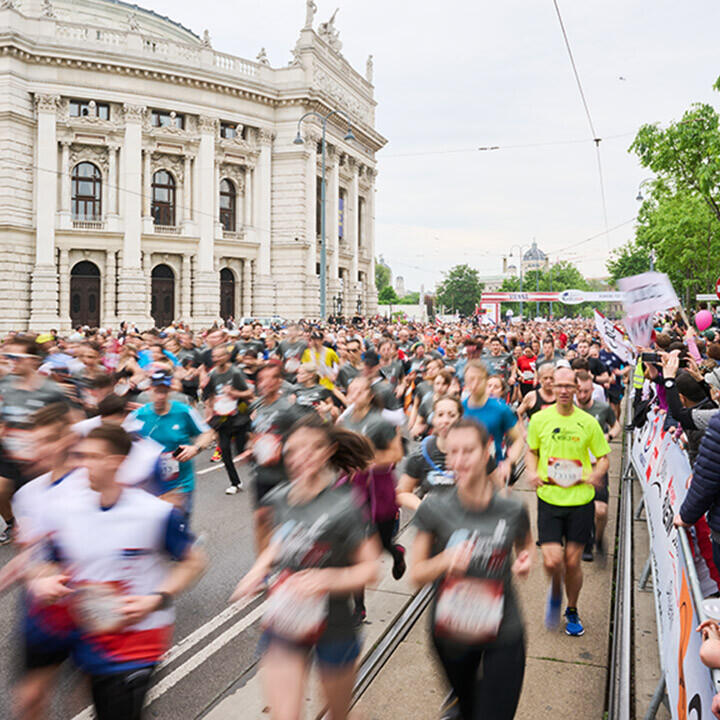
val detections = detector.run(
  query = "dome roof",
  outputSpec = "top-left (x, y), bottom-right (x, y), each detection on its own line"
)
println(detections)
top-left (45, 0), bottom-right (200, 44)
top-left (523, 241), bottom-right (546, 261)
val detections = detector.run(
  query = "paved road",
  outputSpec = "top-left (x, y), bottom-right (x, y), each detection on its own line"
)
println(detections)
top-left (0, 452), bottom-right (266, 719)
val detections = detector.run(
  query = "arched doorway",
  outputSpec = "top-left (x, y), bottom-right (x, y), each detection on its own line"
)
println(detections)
top-left (220, 268), bottom-right (235, 321)
top-left (70, 261), bottom-right (101, 328)
top-left (151, 264), bottom-right (175, 328)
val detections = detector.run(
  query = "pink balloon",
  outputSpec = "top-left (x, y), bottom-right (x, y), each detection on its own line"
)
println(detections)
top-left (695, 310), bottom-right (713, 332)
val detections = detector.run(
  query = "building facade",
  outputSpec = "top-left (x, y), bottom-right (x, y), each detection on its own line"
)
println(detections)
top-left (0, 0), bottom-right (385, 331)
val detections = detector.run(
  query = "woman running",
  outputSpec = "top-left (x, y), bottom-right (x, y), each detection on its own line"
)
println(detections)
top-left (397, 395), bottom-right (467, 511)
top-left (230, 415), bottom-right (381, 720)
top-left (410, 419), bottom-right (534, 720)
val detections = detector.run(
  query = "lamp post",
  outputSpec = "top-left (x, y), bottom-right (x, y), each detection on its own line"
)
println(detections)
top-left (294, 109), bottom-right (356, 320)
top-left (506, 244), bottom-right (528, 319)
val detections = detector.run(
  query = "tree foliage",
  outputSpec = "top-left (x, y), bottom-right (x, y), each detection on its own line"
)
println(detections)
top-left (499, 261), bottom-right (590, 317)
top-left (375, 260), bottom-right (391, 292)
top-left (397, 291), bottom-right (420, 305)
top-left (436, 264), bottom-right (483, 316)
top-left (606, 240), bottom-right (651, 286)
top-left (378, 285), bottom-right (399, 304)
top-left (629, 100), bottom-right (720, 304)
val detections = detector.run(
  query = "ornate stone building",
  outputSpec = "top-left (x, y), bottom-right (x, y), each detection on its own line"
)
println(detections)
top-left (0, 0), bottom-right (385, 330)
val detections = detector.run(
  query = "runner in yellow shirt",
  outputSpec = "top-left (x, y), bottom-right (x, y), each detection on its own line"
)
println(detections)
top-left (301, 330), bottom-right (340, 390)
top-left (526, 366), bottom-right (609, 637)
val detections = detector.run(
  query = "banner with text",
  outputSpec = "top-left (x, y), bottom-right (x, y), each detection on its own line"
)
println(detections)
top-left (593, 310), bottom-right (635, 363)
top-left (631, 411), bottom-right (718, 719)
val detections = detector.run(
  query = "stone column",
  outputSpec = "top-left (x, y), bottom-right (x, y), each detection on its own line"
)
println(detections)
top-left (183, 155), bottom-right (192, 223)
top-left (243, 258), bottom-right (253, 316)
top-left (348, 159), bottom-right (360, 312)
top-left (142, 148), bottom-right (152, 218)
top-left (58, 248), bottom-right (71, 330)
top-left (58, 141), bottom-right (71, 230)
top-left (252, 129), bottom-right (274, 314)
top-left (215, 163), bottom-right (222, 235)
top-left (143, 251), bottom-right (153, 321)
top-left (326, 149), bottom-right (340, 305)
top-left (29, 94), bottom-right (60, 331)
top-left (103, 249), bottom-right (116, 327)
top-left (117, 104), bottom-right (152, 326)
top-left (367, 171), bottom-right (378, 314)
top-left (181, 253), bottom-right (191, 322)
top-left (243, 165), bottom-right (253, 228)
top-left (107, 146), bottom-right (118, 214)
top-left (192, 116), bottom-right (220, 328)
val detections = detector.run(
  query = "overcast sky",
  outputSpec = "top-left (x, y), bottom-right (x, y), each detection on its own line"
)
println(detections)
top-left (143, 0), bottom-right (720, 292)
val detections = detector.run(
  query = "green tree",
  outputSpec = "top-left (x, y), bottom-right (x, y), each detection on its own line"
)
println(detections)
top-left (398, 291), bottom-right (420, 305)
top-left (634, 187), bottom-right (720, 306)
top-left (375, 260), bottom-right (391, 292)
top-left (500, 261), bottom-right (590, 317)
top-left (378, 285), bottom-right (399, 304)
top-left (630, 102), bottom-right (720, 223)
top-left (606, 240), bottom-right (651, 286)
top-left (436, 264), bottom-right (483, 316)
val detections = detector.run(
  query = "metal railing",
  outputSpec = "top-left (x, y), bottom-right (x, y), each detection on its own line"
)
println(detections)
top-left (608, 391), bottom-right (634, 720)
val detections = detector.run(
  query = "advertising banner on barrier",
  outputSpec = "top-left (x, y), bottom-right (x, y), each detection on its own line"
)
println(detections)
top-left (632, 411), bottom-right (718, 719)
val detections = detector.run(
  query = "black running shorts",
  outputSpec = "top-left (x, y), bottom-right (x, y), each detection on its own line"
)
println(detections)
top-left (536, 497), bottom-right (594, 546)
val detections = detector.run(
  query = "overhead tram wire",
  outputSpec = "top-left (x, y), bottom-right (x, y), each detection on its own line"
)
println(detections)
top-left (381, 131), bottom-right (635, 159)
top-left (551, 0), bottom-right (611, 245)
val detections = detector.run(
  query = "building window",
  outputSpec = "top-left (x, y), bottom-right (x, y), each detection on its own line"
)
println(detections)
top-left (219, 179), bottom-right (236, 231)
top-left (71, 162), bottom-right (102, 221)
top-left (220, 122), bottom-right (237, 139)
top-left (150, 109), bottom-right (184, 129)
top-left (151, 170), bottom-right (176, 226)
top-left (358, 197), bottom-right (365, 246)
top-left (69, 99), bottom-right (110, 120)
top-left (338, 189), bottom-right (346, 239)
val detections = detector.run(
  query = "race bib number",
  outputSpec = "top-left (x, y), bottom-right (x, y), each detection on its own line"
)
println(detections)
top-left (521, 370), bottom-right (534, 381)
top-left (285, 358), bottom-right (301, 374)
top-left (426, 470), bottom-right (455, 488)
top-left (72, 582), bottom-right (125, 633)
top-left (253, 434), bottom-right (282, 466)
top-left (262, 570), bottom-right (328, 644)
top-left (547, 457), bottom-right (583, 487)
top-left (159, 452), bottom-right (180, 482)
top-left (213, 395), bottom-right (237, 417)
top-left (3, 428), bottom-right (33, 462)
top-left (434, 577), bottom-right (504, 643)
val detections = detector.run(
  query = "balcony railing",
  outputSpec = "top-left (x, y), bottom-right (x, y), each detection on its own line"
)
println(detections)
top-left (153, 224), bottom-right (181, 235)
top-left (72, 218), bottom-right (105, 230)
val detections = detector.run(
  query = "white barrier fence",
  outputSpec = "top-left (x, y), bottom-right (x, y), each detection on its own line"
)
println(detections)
top-left (630, 409), bottom-right (720, 719)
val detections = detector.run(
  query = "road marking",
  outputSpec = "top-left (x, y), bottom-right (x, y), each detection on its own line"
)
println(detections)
top-left (69, 596), bottom-right (266, 720)
top-left (197, 456), bottom-right (244, 475)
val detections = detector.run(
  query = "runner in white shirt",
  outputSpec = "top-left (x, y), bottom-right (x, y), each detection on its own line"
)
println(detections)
top-left (28, 425), bottom-right (207, 720)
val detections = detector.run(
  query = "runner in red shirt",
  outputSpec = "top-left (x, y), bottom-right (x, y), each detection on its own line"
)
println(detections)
top-left (516, 346), bottom-right (537, 398)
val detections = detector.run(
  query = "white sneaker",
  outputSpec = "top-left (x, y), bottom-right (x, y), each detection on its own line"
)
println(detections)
top-left (225, 485), bottom-right (240, 495)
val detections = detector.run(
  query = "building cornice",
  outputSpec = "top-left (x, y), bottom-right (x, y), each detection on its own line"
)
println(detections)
top-left (0, 29), bottom-right (387, 153)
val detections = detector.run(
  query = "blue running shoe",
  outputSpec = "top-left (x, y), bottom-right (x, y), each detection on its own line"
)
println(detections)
top-left (564, 607), bottom-right (585, 636)
top-left (545, 588), bottom-right (562, 629)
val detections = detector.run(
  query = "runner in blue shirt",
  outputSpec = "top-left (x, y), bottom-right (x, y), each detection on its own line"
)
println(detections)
top-left (133, 371), bottom-right (214, 520)
top-left (462, 360), bottom-right (525, 486)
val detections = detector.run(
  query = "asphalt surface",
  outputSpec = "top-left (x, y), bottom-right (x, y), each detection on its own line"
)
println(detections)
top-left (0, 452), bottom-right (266, 720)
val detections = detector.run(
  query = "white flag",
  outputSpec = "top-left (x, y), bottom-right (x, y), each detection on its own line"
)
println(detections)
top-left (593, 310), bottom-right (635, 363)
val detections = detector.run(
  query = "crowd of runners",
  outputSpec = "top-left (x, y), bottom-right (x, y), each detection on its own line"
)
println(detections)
top-left (0, 313), bottom-right (633, 720)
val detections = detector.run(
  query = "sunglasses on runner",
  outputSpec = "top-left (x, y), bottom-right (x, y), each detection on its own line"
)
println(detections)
top-left (2, 353), bottom-right (36, 360)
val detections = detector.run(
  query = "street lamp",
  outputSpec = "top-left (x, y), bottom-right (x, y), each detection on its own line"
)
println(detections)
top-left (506, 244), bottom-right (528, 320)
top-left (294, 109), bottom-right (356, 320)
top-left (635, 177), bottom-right (654, 203)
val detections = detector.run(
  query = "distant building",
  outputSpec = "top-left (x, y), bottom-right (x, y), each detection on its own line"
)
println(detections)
top-left (395, 275), bottom-right (406, 296)
top-left (522, 241), bottom-right (549, 273)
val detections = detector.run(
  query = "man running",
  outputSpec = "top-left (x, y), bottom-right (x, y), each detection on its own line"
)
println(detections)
top-left (204, 344), bottom-right (253, 495)
top-left (517, 363), bottom-right (556, 421)
top-left (574, 369), bottom-right (620, 561)
top-left (526, 366), bottom-right (610, 636)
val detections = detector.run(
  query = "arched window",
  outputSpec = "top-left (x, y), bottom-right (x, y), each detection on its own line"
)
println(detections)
top-left (151, 170), bottom-right (175, 226)
top-left (219, 179), bottom-right (236, 232)
top-left (71, 162), bottom-right (102, 221)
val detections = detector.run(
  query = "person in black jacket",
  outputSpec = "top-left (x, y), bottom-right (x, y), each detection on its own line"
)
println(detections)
top-left (675, 411), bottom-right (720, 575)
top-left (662, 351), bottom-right (718, 465)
